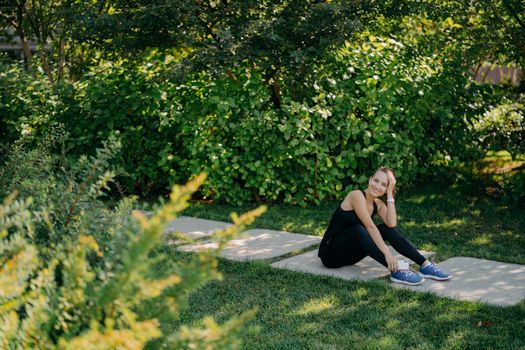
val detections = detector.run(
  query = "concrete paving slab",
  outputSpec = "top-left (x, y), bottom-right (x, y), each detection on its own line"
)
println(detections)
top-left (271, 247), bottom-right (436, 281)
top-left (163, 216), bottom-right (232, 240)
top-left (177, 228), bottom-right (321, 261)
top-left (391, 257), bottom-right (525, 306)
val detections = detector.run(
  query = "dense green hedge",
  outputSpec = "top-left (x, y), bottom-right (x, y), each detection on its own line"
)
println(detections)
top-left (56, 59), bottom-right (180, 195)
top-left (1, 17), bottom-right (521, 205)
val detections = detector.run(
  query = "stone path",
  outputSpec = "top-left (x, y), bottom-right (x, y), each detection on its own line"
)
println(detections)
top-left (391, 257), bottom-right (525, 306)
top-left (168, 216), bottom-right (525, 306)
top-left (178, 228), bottom-right (321, 261)
top-left (165, 216), bottom-right (232, 240)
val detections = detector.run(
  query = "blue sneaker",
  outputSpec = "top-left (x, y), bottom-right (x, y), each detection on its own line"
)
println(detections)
top-left (419, 262), bottom-right (452, 281)
top-left (390, 269), bottom-right (425, 286)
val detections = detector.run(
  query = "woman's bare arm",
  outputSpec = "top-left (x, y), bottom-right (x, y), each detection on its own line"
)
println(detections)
top-left (376, 198), bottom-right (397, 228)
top-left (349, 191), bottom-right (398, 271)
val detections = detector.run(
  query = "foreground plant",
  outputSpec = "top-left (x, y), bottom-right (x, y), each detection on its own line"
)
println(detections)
top-left (0, 136), bottom-right (266, 349)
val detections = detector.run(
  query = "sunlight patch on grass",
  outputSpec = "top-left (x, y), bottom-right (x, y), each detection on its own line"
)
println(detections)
top-left (434, 309), bottom-right (462, 323)
top-left (420, 243), bottom-right (436, 252)
top-left (404, 218), bottom-right (467, 230)
top-left (403, 220), bottom-right (418, 227)
top-left (278, 220), bottom-right (326, 236)
top-left (282, 222), bottom-right (296, 232)
top-left (469, 208), bottom-right (481, 217)
top-left (291, 295), bottom-right (338, 317)
top-left (469, 234), bottom-right (492, 246)
top-left (353, 287), bottom-right (369, 298)
top-left (402, 221), bottom-right (419, 229)
top-left (282, 221), bottom-right (317, 231)
top-left (443, 330), bottom-right (468, 349)
top-left (364, 335), bottom-right (402, 350)
top-left (297, 322), bottom-right (320, 334)
top-left (384, 318), bottom-right (401, 330)
top-left (392, 299), bottom-right (422, 314)
top-left (429, 218), bottom-right (467, 229)
top-left (312, 228), bottom-right (326, 236)
top-left (299, 220), bottom-right (318, 230)
top-left (406, 194), bottom-right (439, 204)
top-left (475, 150), bottom-right (524, 175)
top-left (500, 230), bottom-right (521, 239)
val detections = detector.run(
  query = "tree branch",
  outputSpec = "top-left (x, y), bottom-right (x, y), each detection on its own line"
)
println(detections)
top-left (489, 1), bottom-right (525, 56)
top-left (25, 0), bottom-right (41, 41)
top-left (57, 36), bottom-right (65, 81)
top-left (15, 0), bottom-right (35, 76)
top-left (503, 0), bottom-right (525, 29)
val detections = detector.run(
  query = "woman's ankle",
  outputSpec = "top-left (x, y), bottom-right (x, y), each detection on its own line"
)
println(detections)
top-left (421, 260), bottom-right (431, 268)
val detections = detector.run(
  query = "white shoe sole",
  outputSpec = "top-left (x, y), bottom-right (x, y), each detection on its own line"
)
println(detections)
top-left (418, 273), bottom-right (452, 281)
top-left (390, 276), bottom-right (425, 286)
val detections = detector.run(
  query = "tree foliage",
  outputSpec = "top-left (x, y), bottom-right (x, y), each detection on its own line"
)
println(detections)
top-left (0, 1), bottom-right (523, 203)
top-left (68, 0), bottom-right (367, 107)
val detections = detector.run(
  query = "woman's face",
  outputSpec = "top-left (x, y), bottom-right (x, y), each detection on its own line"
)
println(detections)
top-left (368, 171), bottom-right (389, 197)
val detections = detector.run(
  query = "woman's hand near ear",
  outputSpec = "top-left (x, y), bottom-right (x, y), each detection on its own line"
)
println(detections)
top-left (386, 170), bottom-right (396, 195)
top-left (383, 170), bottom-right (397, 227)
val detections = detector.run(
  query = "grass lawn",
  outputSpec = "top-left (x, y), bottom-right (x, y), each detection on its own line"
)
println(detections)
top-left (170, 253), bottom-right (523, 349)
top-left (165, 155), bottom-right (525, 349)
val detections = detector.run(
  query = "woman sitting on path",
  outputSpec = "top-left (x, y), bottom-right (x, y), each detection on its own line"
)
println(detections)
top-left (318, 167), bottom-right (452, 285)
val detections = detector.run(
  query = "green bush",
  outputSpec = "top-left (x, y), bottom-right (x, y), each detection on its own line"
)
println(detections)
top-left (0, 134), bottom-right (265, 349)
top-left (171, 69), bottom-right (292, 204)
top-left (470, 95), bottom-right (525, 159)
top-left (504, 170), bottom-right (525, 203)
top-left (171, 15), bottom-right (504, 205)
top-left (55, 57), bottom-right (181, 196)
top-left (0, 63), bottom-right (61, 149)
top-left (0, 15), bottom-right (520, 205)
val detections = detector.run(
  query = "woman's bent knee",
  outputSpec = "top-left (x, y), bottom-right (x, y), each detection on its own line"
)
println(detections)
top-left (377, 223), bottom-right (397, 230)
top-left (377, 223), bottom-right (400, 238)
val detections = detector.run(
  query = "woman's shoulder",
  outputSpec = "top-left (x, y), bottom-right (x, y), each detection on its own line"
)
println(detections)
top-left (345, 189), bottom-right (366, 203)
top-left (341, 190), bottom-right (363, 210)
top-left (348, 189), bottom-right (366, 198)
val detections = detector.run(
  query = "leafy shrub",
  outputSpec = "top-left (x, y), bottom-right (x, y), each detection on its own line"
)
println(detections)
top-left (470, 95), bottom-right (525, 159)
top-left (172, 15), bottom-right (501, 205)
top-left (171, 69), bottom-right (292, 204)
top-left (0, 129), bottom-right (124, 248)
top-left (0, 14), bottom-right (520, 205)
top-left (0, 63), bottom-right (61, 149)
top-left (503, 170), bottom-right (525, 204)
top-left (0, 134), bottom-right (265, 349)
top-left (55, 56), bottom-right (182, 196)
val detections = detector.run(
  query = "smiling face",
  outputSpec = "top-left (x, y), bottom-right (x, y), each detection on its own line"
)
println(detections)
top-left (367, 170), bottom-right (389, 197)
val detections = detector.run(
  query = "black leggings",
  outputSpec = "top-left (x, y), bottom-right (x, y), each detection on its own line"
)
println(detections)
top-left (320, 223), bottom-right (426, 268)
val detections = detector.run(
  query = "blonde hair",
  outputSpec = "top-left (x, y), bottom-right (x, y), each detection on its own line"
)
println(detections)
top-left (373, 167), bottom-right (396, 198)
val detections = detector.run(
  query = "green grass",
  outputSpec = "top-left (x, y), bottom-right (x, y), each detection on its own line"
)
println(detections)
top-left (165, 157), bottom-right (525, 349)
top-left (170, 251), bottom-right (524, 349)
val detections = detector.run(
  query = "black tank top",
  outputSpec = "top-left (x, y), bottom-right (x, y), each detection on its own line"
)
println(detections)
top-left (318, 190), bottom-right (377, 257)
